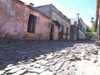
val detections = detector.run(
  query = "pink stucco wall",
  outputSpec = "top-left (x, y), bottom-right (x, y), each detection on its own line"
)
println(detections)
top-left (0, 0), bottom-right (51, 40)
top-left (52, 24), bottom-right (58, 40)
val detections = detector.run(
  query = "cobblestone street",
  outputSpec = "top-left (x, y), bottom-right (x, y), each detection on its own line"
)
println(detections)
top-left (0, 40), bottom-right (100, 75)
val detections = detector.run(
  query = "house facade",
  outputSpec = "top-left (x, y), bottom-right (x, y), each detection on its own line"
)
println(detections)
top-left (78, 18), bottom-right (86, 39)
top-left (70, 15), bottom-right (86, 40)
top-left (35, 4), bottom-right (71, 39)
top-left (0, 0), bottom-right (59, 40)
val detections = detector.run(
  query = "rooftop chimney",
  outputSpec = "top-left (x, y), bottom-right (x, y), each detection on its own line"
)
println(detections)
top-left (77, 13), bottom-right (79, 19)
top-left (29, 3), bottom-right (34, 8)
top-left (77, 13), bottom-right (79, 25)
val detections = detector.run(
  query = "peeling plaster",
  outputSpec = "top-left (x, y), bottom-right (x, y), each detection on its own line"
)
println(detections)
top-left (2, 21), bottom-right (23, 36)
top-left (0, 0), bottom-right (52, 40)
top-left (1, 0), bottom-right (15, 16)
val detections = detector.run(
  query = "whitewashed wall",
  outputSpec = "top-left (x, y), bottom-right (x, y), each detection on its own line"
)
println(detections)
top-left (79, 30), bottom-right (86, 39)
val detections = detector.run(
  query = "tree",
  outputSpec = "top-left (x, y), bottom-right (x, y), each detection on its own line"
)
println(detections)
top-left (92, 20), bottom-right (97, 32)
top-left (86, 25), bottom-right (97, 40)
top-left (86, 26), bottom-right (93, 37)
top-left (86, 26), bottom-right (92, 32)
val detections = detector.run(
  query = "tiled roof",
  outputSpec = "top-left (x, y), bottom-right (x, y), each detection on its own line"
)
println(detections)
top-left (35, 4), bottom-right (70, 23)
top-left (16, 0), bottom-right (50, 19)
top-left (50, 4), bottom-right (70, 22)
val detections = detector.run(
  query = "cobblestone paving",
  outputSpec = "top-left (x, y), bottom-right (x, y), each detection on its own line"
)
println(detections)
top-left (0, 40), bottom-right (100, 75)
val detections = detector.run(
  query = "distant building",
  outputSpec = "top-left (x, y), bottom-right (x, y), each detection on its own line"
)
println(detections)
top-left (0, 0), bottom-right (59, 40)
top-left (70, 14), bottom-right (86, 40)
top-left (35, 4), bottom-right (71, 39)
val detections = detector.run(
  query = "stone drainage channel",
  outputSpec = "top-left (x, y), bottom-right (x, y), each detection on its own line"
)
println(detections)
top-left (0, 40), bottom-right (100, 75)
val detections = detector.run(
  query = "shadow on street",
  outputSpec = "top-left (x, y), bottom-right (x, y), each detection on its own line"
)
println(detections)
top-left (0, 40), bottom-right (94, 69)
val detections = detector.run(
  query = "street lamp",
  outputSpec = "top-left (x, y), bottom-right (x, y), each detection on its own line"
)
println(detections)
top-left (91, 17), bottom-right (94, 23)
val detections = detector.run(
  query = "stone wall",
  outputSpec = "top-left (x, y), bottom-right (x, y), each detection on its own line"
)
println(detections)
top-left (0, 0), bottom-right (51, 40)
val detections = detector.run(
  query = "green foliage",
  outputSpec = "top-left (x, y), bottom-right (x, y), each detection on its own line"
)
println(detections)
top-left (86, 26), bottom-right (92, 36)
top-left (52, 20), bottom-right (60, 28)
top-left (86, 25), bottom-right (97, 39)
top-left (58, 31), bottom-right (66, 36)
top-left (92, 20), bottom-right (97, 32)
top-left (86, 26), bottom-right (92, 32)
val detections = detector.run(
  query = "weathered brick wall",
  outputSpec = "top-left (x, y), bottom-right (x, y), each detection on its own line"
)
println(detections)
top-left (0, 0), bottom-right (50, 40)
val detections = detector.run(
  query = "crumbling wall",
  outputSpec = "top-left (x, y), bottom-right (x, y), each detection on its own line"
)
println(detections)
top-left (0, 0), bottom-right (50, 40)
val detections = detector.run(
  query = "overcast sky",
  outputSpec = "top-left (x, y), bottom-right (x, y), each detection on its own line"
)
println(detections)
top-left (21, 0), bottom-right (96, 28)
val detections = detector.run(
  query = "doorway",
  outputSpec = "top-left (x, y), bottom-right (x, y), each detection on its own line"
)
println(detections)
top-left (50, 25), bottom-right (54, 40)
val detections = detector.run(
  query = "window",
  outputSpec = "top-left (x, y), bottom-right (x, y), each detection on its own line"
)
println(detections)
top-left (81, 25), bottom-right (82, 28)
top-left (62, 25), bottom-right (64, 35)
top-left (27, 14), bottom-right (36, 33)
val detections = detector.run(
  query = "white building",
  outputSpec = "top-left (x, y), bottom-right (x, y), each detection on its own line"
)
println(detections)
top-left (70, 14), bottom-right (86, 40)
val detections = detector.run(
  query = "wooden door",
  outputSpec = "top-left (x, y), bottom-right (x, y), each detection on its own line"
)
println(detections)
top-left (50, 25), bottom-right (54, 40)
